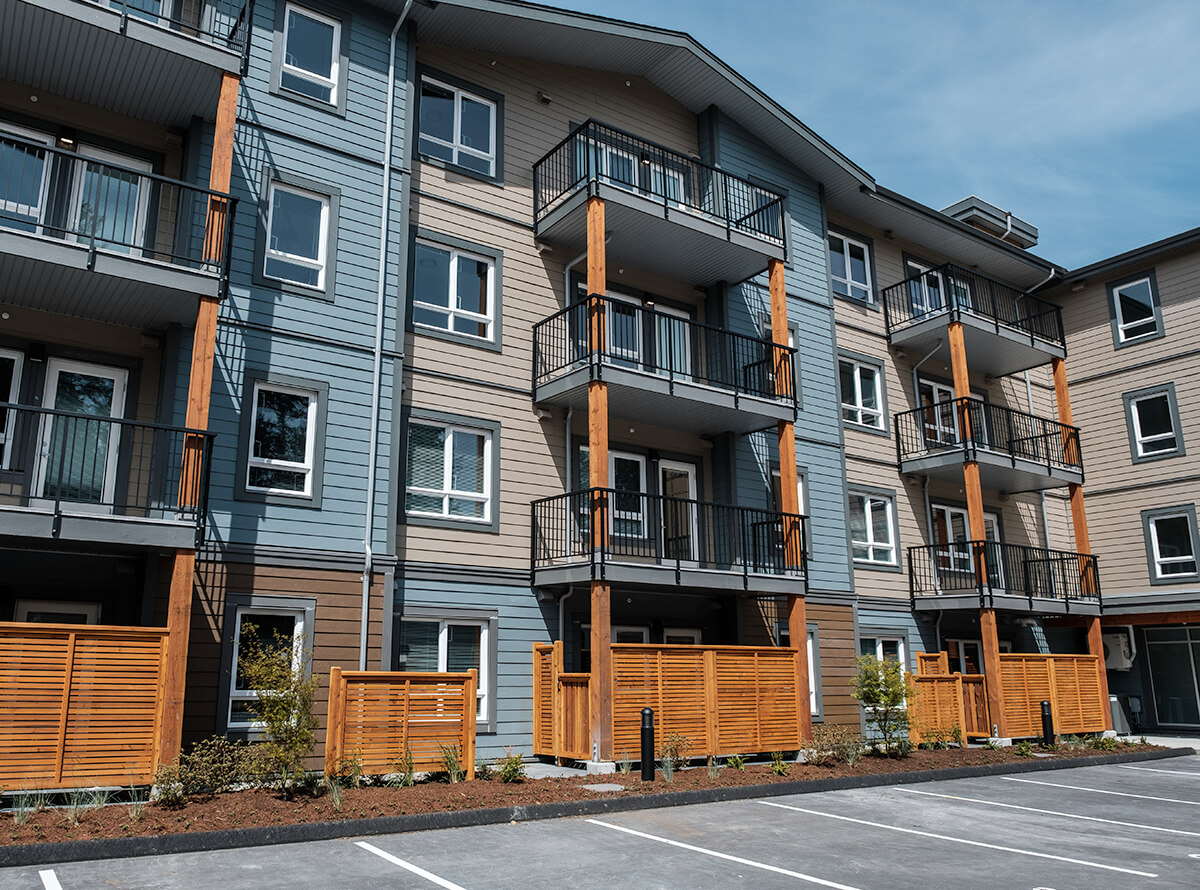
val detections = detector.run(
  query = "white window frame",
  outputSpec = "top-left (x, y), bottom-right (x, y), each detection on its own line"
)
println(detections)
top-left (398, 617), bottom-right (491, 721)
top-left (0, 123), bottom-right (53, 233)
top-left (849, 492), bottom-right (896, 566)
top-left (406, 422), bottom-right (493, 523)
top-left (0, 347), bottom-right (22, 471)
top-left (776, 622), bottom-right (819, 717)
top-left (245, 381), bottom-right (318, 497)
top-left (861, 635), bottom-right (906, 666)
top-left (1149, 513), bottom-right (1198, 579)
top-left (228, 605), bottom-right (306, 730)
top-left (1113, 276), bottom-right (1160, 343)
top-left (69, 144), bottom-right (153, 254)
top-left (14, 599), bottom-right (101, 624)
top-left (412, 239), bottom-right (496, 341)
top-left (930, 503), bottom-right (1001, 574)
top-left (264, 181), bottom-right (330, 290)
top-left (1130, 391), bottom-right (1179, 457)
top-left (280, 4), bottom-right (341, 104)
top-left (828, 231), bottom-right (872, 304)
top-left (663, 627), bottom-right (701, 645)
top-left (419, 75), bottom-right (498, 177)
top-left (840, 359), bottom-right (883, 429)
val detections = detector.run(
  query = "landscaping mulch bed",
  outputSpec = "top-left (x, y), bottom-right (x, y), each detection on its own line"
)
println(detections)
top-left (3, 743), bottom-right (1160, 847)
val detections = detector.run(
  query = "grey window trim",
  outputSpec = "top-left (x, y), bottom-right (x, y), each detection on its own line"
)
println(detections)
top-left (837, 349), bottom-right (889, 436)
top-left (396, 605), bottom-right (499, 734)
top-left (847, 484), bottom-right (902, 572)
top-left (269, 0), bottom-right (351, 116)
top-left (253, 171), bottom-right (341, 301)
top-left (402, 406), bottom-right (501, 534)
top-left (218, 592), bottom-right (318, 739)
top-left (1107, 269), bottom-right (1165, 349)
top-left (409, 227), bottom-right (503, 352)
top-left (1141, 504), bottom-right (1200, 585)
top-left (1123, 383), bottom-right (1185, 464)
top-left (807, 622), bottom-right (823, 720)
top-left (827, 224), bottom-right (878, 308)
top-left (235, 370), bottom-right (328, 508)
top-left (416, 65), bottom-right (505, 186)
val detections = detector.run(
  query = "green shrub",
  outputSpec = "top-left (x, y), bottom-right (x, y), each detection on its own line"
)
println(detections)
top-left (1013, 740), bottom-right (1034, 757)
top-left (439, 744), bottom-right (465, 783)
top-left (152, 762), bottom-right (186, 807)
top-left (178, 736), bottom-right (260, 795)
top-left (769, 751), bottom-right (790, 777)
top-left (497, 748), bottom-right (526, 784)
top-left (706, 758), bottom-right (723, 780)
top-left (656, 732), bottom-right (693, 772)
top-left (1088, 735), bottom-right (1119, 752)
top-left (388, 747), bottom-right (416, 788)
top-left (475, 760), bottom-right (494, 781)
top-left (328, 752), bottom-right (363, 789)
top-left (801, 723), bottom-right (865, 766)
top-left (852, 654), bottom-right (914, 757)
top-left (726, 754), bottom-right (747, 771)
top-left (616, 751), bottom-right (633, 775)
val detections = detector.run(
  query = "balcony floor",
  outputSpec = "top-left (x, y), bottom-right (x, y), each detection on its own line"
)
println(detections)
top-left (899, 448), bottom-right (1083, 493)
top-left (913, 591), bottom-right (1100, 616)
top-left (0, 504), bottom-right (199, 550)
top-left (536, 185), bottom-right (784, 287)
top-left (533, 560), bottom-right (804, 594)
top-left (890, 311), bottom-right (1065, 377)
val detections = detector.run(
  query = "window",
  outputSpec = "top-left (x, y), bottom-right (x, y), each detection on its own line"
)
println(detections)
top-left (577, 447), bottom-right (647, 538)
top-left (228, 606), bottom-right (306, 729)
top-left (1109, 273), bottom-right (1163, 346)
top-left (776, 622), bottom-right (821, 717)
top-left (246, 382), bottom-right (318, 496)
top-left (839, 358), bottom-right (883, 429)
top-left (418, 74), bottom-right (499, 178)
top-left (264, 182), bottom-right (329, 289)
top-left (860, 636), bottom-right (906, 666)
top-left (1143, 507), bottom-right (1199, 582)
top-left (412, 238), bottom-right (496, 343)
top-left (0, 348), bottom-right (21, 470)
top-left (849, 492), bottom-right (896, 566)
top-left (279, 4), bottom-right (341, 104)
top-left (828, 231), bottom-right (872, 303)
top-left (398, 617), bottom-right (491, 722)
top-left (1126, 386), bottom-right (1184, 461)
top-left (0, 124), bottom-right (52, 233)
top-left (406, 421), bottom-right (493, 523)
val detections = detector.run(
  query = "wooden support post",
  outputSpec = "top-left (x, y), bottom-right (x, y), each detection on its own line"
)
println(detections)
top-left (787, 593), bottom-right (813, 740)
top-left (980, 608), bottom-right (1006, 737)
top-left (158, 551), bottom-right (195, 766)
top-left (589, 582), bottom-right (612, 761)
top-left (324, 666), bottom-right (344, 777)
top-left (1085, 616), bottom-right (1113, 730)
top-left (464, 669), bottom-right (478, 780)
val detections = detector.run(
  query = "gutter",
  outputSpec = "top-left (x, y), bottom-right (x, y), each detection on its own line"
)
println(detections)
top-left (360, 0), bottom-right (414, 671)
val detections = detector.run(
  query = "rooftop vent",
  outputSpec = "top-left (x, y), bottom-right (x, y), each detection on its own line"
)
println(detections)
top-left (942, 196), bottom-right (1038, 249)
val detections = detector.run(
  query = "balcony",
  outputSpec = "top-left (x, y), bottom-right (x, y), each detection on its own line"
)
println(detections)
top-left (0, 402), bottom-right (213, 549)
top-left (533, 296), bottom-right (796, 434)
top-left (533, 120), bottom-right (786, 286)
top-left (895, 398), bottom-right (1083, 492)
top-left (882, 264), bottom-right (1066, 377)
top-left (1, 0), bottom-right (251, 127)
top-left (1, 133), bottom-right (235, 329)
top-left (531, 488), bottom-right (806, 593)
top-left (909, 541), bottom-right (1100, 615)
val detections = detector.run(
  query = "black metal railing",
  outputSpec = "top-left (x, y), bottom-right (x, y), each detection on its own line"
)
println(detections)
top-left (533, 120), bottom-right (787, 249)
top-left (882, 263), bottom-right (1065, 347)
top-left (909, 541), bottom-right (1100, 610)
top-left (531, 488), bottom-right (807, 583)
top-left (84, 0), bottom-right (254, 55)
top-left (0, 402), bottom-right (214, 539)
top-left (895, 397), bottom-right (1082, 475)
top-left (532, 294), bottom-right (797, 407)
top-left (0, 132), bottom-right (237, 291)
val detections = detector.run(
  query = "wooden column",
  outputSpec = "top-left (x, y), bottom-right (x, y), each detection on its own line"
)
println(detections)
top-left (949, 322), bottom-right (1006, 734)
top-left (585, 195), bottom-right (613, 761)
top-left (768, 258), bottom-right (812, 739)
top-left (1053, 357), bottom-right (1111, 729)
top-left (163, 72), bottom-right (240, 766)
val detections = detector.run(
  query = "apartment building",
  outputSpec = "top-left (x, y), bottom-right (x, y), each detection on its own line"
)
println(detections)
top-left (1046, 227), bottom-right (1200, 733)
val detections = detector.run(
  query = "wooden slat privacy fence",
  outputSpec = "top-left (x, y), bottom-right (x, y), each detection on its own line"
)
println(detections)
top-left (916, 651), bottom-right (949, 676)
top-left (533, 641), bottom-right (805, 761)
top-left (909, 674), bottom-right (989, 743)
top-left (324, 667), bottom-right (477, 779)
top-left (999, 654), bottom-right (1106, 736)
top-left (0, 622), bottom-right (169, 788)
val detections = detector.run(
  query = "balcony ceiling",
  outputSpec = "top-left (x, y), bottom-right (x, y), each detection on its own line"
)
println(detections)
top-left (913, 593), bottom-right (1100, 617)
top-left (1, 0), bottom-right (240, 127)
top-left (889, 312), bottom-right (1066, 378)
top-left (899, 450), bottom-right (1083, 494)
top-left (0, 231), bottom-right (218, 330)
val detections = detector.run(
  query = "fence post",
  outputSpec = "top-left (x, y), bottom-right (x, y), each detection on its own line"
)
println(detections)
top-left (1047, 658), bottom-right (1060, 736)
top-left (324, 666), bottom-right (344, 778)
top-left (464, 669), bottom-right (478, 780)
top-left (552, 640), bottom-right (564, 762)
top-left (954, 673), bottom-right (966, 745)
top-left (53, 632), bottom-right (79, 784)
top-left (703, 648), bottom-right (719, 758)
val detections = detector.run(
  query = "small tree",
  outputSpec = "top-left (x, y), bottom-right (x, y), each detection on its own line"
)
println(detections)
top-left (852, 654), bottom-right (914, 757)
top-left (236, 623), bottom-right (320, 789)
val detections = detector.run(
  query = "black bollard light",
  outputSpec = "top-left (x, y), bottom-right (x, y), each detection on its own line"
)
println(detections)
top-left (641, 707), bottom-right (655, 781)
top-left (1041, 700), bottom-right (1054, 746)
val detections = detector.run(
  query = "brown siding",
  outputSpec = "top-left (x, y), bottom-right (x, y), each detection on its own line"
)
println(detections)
top-left (810, 602), bottom-right (858, 727)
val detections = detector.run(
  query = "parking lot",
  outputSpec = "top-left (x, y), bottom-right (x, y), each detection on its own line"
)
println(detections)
top-left (9, 756), bottom-right (1200, 889)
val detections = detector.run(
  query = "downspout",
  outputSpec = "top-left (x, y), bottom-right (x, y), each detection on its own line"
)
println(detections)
top-left (558, 586), bottom-right (575, 643)
top-left (910, 338), bottom-right (943, 550)
top-left (1025, 266), bottom-right (1060, 553)
top-left (360, 0), bottom-right (414, 671)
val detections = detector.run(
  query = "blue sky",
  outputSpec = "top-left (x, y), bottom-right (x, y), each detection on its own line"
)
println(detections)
top-left (553, 0), bottom-right (1200, 269)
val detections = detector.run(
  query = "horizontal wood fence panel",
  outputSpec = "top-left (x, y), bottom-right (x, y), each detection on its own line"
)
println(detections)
top-left (533, 644), bottom-right (555, 757)
top-left (916, 652), bottom-right (949, 676)
top-left (0, 622), bottom-right (168, 788)
top-left (1000, 654), bottom-right (1106, 736)
top-left (324, 668), bottom-right (477, 779)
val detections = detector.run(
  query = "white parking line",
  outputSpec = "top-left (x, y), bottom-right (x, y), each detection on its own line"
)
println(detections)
top-left (586, 819), bottom-right (865, 889)
top-left (758, 801), bottom-right (1157, 878)
top-left (1118, 764), bottom-right (1200, 777)
top-left (38, 871), bottom-right (63, 890)
top-left (898, 787), bottom-right (1200, 837)
top-left (355, 841), bottom-right (467, 889)
top-left (1003, 776), bottom-right (1200, 805)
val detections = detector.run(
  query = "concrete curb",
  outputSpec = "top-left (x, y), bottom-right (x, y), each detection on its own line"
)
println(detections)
top-left (1, 747), bottom-right (1190, 868)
